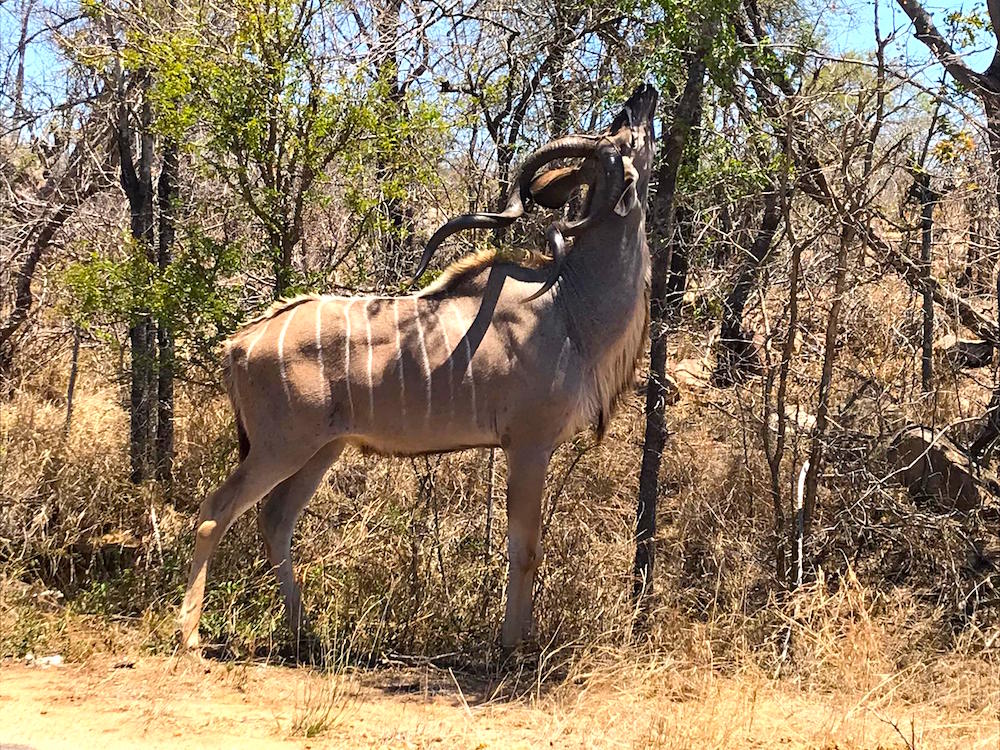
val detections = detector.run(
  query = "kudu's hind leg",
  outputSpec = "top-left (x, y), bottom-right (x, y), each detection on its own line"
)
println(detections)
top-left (501, 444), bottom-right (551, 649)
top-left (258, 440), bottom-right (345, 645)
top-left (179, 447), bottom-right (315, 649)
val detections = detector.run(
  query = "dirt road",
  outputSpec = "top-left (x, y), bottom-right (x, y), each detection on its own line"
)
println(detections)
top-left (2, 654), bottom-right (998, 748)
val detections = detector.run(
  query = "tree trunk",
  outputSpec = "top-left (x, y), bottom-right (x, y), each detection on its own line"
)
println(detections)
top-left (12, 0), bottom-right (35, 123)
top-left (959, 193), bottom-right (982, 289)
top-left (767, 223), bottom-right (801, 584)
top-left (662, 92), bottom-right (705, 313)
top-left (801, 221), bottom-right (854, 532)
top-left (970, 273), bottom-right (1000, 462)
top-left (269, 231), bottom-right (290, 299)
top-left (633, 50), bottom-right (708, 602)
top-left (375, 0), bottom-right (413, 265)
top-left (714, 188), bottom-right (781, 386)
top-left (64, 326), bottom-right (81, 438)
top-left (0, 201), bottom-right (78, 389)
top-left (549, 0), bottom-right (572, 138)
top-left (119, 82), bottom-right (158, 483)
top-left (665, 204), bottom-right (693, 309)
top-left (155, 140), bottom-right (178, 484)
top-left (917, 177), bottom-right (937, 392)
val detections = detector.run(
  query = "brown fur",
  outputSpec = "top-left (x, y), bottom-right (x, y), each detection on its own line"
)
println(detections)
top-left (418, 247), bottom-right (550, 297)
top-left (179, 84), bottom-right (662, 654)
top-left (605, 289), bottom-right (650, 438)
top-left (227, 294), bottom-right (321, 343)
top-left (586, 280), bottom-right (650, 441)
top-left (221, 295), bottom-right (323, 459)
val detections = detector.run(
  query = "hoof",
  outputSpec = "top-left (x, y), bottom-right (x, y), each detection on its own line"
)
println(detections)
top-left (500, 635), bottom-right (541, 665)
top-left (179, 624), bottom-right (200, 651)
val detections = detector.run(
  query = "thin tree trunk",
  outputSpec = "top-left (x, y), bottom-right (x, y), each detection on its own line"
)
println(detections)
top-left (910, 83), bottom-right (942, 393)
top-left (714, 188), bottom-right (781, 386)
top-left (665, 207), bottom-right (692, 309)
top-left (762, 156), bottom-right (799, 584)
top-left (129, 319), bottom-right (155, 482)
top-left (271, 231), bottom-right (297, 299)
top-left (634, 49), bottom-right (708, 603)
top-left (12, 0), bottom-right (35, 123)
top-left (663, 92), bottom-right (705, 311)
top-left (919, 179), bottom-right (937, 392)
top-left (974, 96), bottom-right (1000, 456)
top-left (375, 0), bottom-right (413, 264)
top-left (548, 0), bottom-right (572, 139)
top-left (117, 72), bottom-right (157, 483)
top-left (156, 140), bottom-right (178, 484)
top-left (801, 222), bottom-right (854, 532)
top-left (970, 272), bottom-right (1000, 462)
top-left (64, 326), bottom-right (81, 438)
top-left (961, 197), bottom-right (983, 289)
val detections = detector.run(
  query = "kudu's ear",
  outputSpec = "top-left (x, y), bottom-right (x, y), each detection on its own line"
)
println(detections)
top-left (529, 163), bottom-right (596, 209)
top-left (613, 157), bottom-right (640, 216)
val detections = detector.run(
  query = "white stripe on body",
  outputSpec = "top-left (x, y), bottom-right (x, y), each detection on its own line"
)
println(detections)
top-left (393, 299), bottom-right (406, 421)
top-left (413, 297), bottom-right (432, 426)
top-left (364, 298), bottom-right (375, 422)
top-left (315, 298), bottom-right (328, 401)
top-left (343, 299), bottom-right (355, 424)
top-left (550, 338), bottom-right (572, 396)
top-left (243, 317), bottom-right (272, 361)
top-left (449, 305), bottom-right (477, 429)
top-left (277, 306), bottom-right (300, 403)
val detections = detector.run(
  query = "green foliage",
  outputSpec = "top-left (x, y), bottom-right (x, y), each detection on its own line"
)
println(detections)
top-left (342, 85), bottom-right (448, 247)
top-left (627, 0), bottom-right (744, 87)
top-left (62, 230), bottom-right (243, 367)
top-left (132, 0), bottom-right (447, 291)
top-left (140, 0), bottom-right (358, 219)
top-left (945, 10), bottom-right (990, 49)
top-left (691, 129), bottom-right (782, 196)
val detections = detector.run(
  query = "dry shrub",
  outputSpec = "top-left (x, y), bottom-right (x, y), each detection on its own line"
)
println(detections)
top-left (1, 318), bottom-right (998, 705)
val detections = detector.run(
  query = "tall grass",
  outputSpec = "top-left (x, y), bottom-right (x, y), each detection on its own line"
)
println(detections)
top-left (2, 311), bottom-right (998, 702)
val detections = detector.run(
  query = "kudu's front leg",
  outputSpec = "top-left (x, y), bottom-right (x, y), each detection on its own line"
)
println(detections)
top-left (501, 443), bottom-right (551, 649)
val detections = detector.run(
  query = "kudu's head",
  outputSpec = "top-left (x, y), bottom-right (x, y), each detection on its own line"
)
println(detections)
top-left (413, 84), bottom-right (658, 297)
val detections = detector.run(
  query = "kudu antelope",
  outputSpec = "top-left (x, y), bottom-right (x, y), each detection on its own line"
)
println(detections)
top-left (179, 84), bottom-right (659, 651)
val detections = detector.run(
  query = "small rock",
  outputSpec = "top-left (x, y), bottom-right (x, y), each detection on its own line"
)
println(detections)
top-left (886, 425), bottom-right (982, 511)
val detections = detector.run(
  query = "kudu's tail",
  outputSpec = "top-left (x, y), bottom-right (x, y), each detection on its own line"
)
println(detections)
top-left (234, 412), bottom-right (250, 462)
top-left (222, 348), bottom-right (251, 462)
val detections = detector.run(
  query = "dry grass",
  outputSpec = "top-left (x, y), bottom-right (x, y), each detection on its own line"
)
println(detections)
top-left (287, 669), bottom-right (361, 738)
top-left (2, 647), bottom-right (998, 748)
top-left (2, 263), bottom-right (1000, 746)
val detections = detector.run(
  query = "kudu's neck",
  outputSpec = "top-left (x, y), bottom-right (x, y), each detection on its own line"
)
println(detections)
top-left (555, 213), bottom-right (649, 354)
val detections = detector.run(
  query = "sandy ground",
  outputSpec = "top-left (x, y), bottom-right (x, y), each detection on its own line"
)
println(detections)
top-left (2, 654), bottom-right (999, 749)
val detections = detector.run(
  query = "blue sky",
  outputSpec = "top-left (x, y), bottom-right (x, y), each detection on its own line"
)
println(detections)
top-left (4, 1), bottom-right (996, 83)
top-left (4, 0), bottom-right (998, 127)
top-left (824, 0), bottom-right (994, 71)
